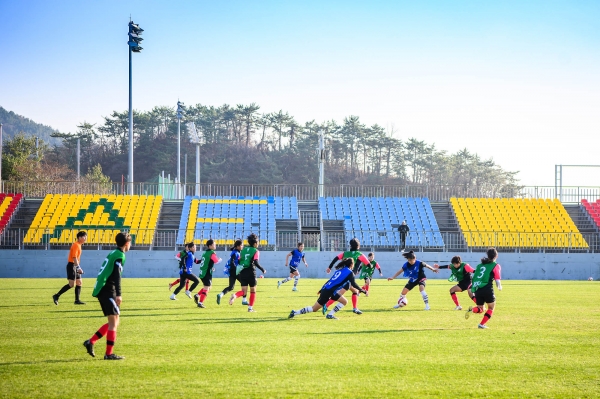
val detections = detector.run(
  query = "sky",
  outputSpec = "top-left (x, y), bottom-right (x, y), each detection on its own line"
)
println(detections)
top-left (1, 0), bottom-right (599, 187)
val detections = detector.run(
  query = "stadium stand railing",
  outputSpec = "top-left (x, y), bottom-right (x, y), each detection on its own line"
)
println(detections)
top-left (0, 193), bottom-right (23, 234)
top-left (22, 194), bottom-right (162, 246)
top-left (450, 197), bottom-right (588, 250)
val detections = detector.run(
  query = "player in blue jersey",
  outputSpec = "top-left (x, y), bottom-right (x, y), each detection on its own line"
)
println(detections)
top-left (216, 239), bottom-right (245, 305)
top-left (277, 242), bottom-right (308, 291)
top-left (387, 250), bottom-right (438, 310)
top-left (170, 242), bottom-right (201, 300)
top-left (288, 258), bottom-right (367, 320)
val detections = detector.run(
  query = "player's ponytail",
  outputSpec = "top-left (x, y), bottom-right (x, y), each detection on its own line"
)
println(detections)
top-left (335, 257), bottom-right (354, 270)
top-left (402, 250), bottom-right (416, 260)
top-left (230, 239), bottom-right (243, 251)
top-left (481, 248), bottom-right (498, 264)
top-left (247, 233), bottom-right (258, 247)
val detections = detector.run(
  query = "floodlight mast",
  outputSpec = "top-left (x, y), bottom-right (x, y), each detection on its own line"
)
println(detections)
top-left (177, 101), bottom-right (184, 199)
top-left (187, 122), bottom-right (202, 196)
top-left (318, 130), bottom-right (325, 197)
top-left (127, 20), bottom-right (144, 195)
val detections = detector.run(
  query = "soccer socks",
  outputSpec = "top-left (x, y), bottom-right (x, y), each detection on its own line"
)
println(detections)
top-left (280, 277), bottom-right (291, 285)
top-left (450, 293), bottom-right (459, 306)
top-left (56, 284), bottom-right (71, 297)
top-left (325, 299), bottom-right (336, 308)
top-left (106, 330), bottom-right (117, 356)
top-left (481, 309), bottom-right (493, 325)
top-left (471, 295), bottom-right (477, 304)
top-left (296, 306), bottom-right (313, 315)
top-left (171, 278), bottom-right (180, 286)
top-left (328, 303), bottom-right (345, 316)
top-left (363, 284), bottom-right (370, 292)
top-left (249, 292), bottom-right (256, 306)
top-left (472, 306), bottom-right (484, 314)
top-left (75, 286), bottom-right (81, 302)
top-left (198, 289), bottom-right (208, 303)
top-left (234, 291), bottom-right (244, 298)
top-left (185, 280), bottom-right (190, 290)
top-left (90, 323), bottom-right (109, 344)
top-left (293, 276), bottom-right (299, 288)
top-left (351, 293), bottom-right (358, 309)
top-left (421, 291), bottom-right (429, 304)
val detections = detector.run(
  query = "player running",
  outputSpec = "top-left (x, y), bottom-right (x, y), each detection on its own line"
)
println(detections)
top-left (434, 255), bottom-right (476, 310)
top-left (170, 242), bottom-right (201, 301)
top-left (354, 252), bottom-right (383, 294)
top-left (216, 239), bottom-right (244, 305)
top-left (288, 258), bottom-right (368, 320)
top-left (322, 238), bottom-right (370, 315)
top-left (168, 246), bottom-right (190, 292)
top-left (465, 248), bottom-right (502, 329)
top-left (83, 232), bottom-right (131, 360)
top-left (277, 242), bottom-right (308, 291)
top-left (193, 239), bottom-right (222, 308)
top-left (229, 233), bottom-right (266, 312)
top-left (53, 231), bottom-right (87, 305)
top-left (387, 250), bottom-right (439, 310)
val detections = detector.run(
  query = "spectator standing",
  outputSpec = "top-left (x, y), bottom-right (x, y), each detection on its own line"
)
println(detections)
top-left (398, 221), bottom-right (410, 250)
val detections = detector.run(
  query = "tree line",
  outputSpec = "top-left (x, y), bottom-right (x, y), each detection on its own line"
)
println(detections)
top-left (2, 103), bottom-right (521, 196)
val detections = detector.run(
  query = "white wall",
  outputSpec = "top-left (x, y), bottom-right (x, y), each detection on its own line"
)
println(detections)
top-left (1, 250), bottom-right (599, 280)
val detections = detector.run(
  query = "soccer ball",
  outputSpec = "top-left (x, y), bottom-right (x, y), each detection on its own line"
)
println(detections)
top-left (398, 297), bottom-right (408, 308)
top-left (588, 277), bottom-right (594, 281)
top-left (259, 275), bottom-right (264, 279)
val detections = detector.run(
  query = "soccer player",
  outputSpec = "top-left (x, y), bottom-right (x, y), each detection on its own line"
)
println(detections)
top-left (168, 246), bottom-right (190, 292)
top-left (434, 255), bottom-right (476, 310)
top-left (82, 232), bottom-right (131, 360)
top-left (229, 233), bottom-right (266, 312)
top-left (465, 248), bottom-right (502, 329)
top-left (354, 252), bottom-right (383, 294)
top-left (170, 242), bottom-right (201, 300)
top-left (288, 258), bottom-right (368, 320)
top-left (53, 231), bottom-right (87, 305)
top-left (193, 239), bottom-right (222, 308)
top-left (216, 239), bottom-right (244, 305)
top-left (277, 242), bottom-right (308, 291)
top-left (322, 238), bottom-right (370, 315)
top-left (387, 250), bottom-right (439, 310)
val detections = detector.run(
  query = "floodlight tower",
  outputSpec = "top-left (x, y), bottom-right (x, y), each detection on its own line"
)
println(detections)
top-left (127, 20), bottom-right (144, 194)
top-left (187, 122), bottom-right (202, 196)
top-left (318, 130), bottom-right (325, 197)
top-left (177, 100), bottom-right (184, 197)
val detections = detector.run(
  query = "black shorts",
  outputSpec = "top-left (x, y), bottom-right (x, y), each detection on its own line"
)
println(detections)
top-left (289, 266), bottom-right (298, 274)
top-left (66, 262), bottom-right (81, 281)
top-left (474, 285), bottom-right (495, 306)
top-left (317, 288), bottom-right (342, 306)
top-left (98, 296), bottom-right (120, 316)
top-left (456, 278), bottom-right (472, 291)
top-left (404, 278), bottom-right (426, 291)
top-left (237, 267), bottom-right (257, 288)
top-left (200, 275), bottom-right (212, 287)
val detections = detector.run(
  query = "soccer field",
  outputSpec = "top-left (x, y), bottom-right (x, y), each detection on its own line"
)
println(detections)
top-left (0, 278), bottom-right (598, 398)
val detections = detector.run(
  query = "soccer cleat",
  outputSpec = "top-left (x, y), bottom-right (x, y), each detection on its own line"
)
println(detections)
top-left (455, 305), bottom-right (463, 311)
top-left (478, 324), bottom-right (488, 329)
top-left (326, 314), bottom-right (338, 320)
top-left (170, 294), bottom-right (177, 300)
top-left (104, 354), bottom-right (125, 360)
top-left (292, 287), bottom-right (298, 292)
top-left (352, 308), bottom-right (363, 315)
top-left (168, 282), bottom-right (174, 291)
top-left (277, 281), bottom-right (281, 289)
top-left (216, 293), bottom-right (222, 305)
top-left (197, 302), bottom-right (205, 308)
top-left (229, 294), bottom-right (236, 305)
top-left (193, 294), bottom-right (199, 305)
top-left (247, 307), bottom-right (255, 312)
top-left (83, 340), bottom-right (95, 357)
top-left (424, 304), bottom-right (431, 311)
top-left (52, 294), bottom-right (59, 305)
top-left (322, 304), bottom-right (328, 315)
top-left (185, 290), bottom-right (192, 299)
top-left (465, 306), bottom-right (473, 319)
top-left (242, 298), bottom-right (249, 306)
top-left (288, 310), bottom-right (295, 319)
top-left (74, 300), bottom-right (86, 305)
top-left (393, 303), bottom-right (401, 309)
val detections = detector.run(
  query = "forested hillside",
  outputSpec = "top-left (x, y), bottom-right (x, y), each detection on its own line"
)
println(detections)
top-left (0, 107), bottom-right (61, 146)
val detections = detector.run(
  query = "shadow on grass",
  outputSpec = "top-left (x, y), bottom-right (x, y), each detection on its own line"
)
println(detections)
top-left (309, 328), bottom-right (458, 334)
top-left (0, 358), bottom-right (87, 366)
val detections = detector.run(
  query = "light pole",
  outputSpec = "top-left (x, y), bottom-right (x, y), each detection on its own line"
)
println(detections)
top-left (176, 101), bottom-right (184, 198)
top-left (127, 20), bottom-right (144, 195)
top-left (318, 130), bottom-right (325, 197)
top-left (187, 122), bottom-right (201, 196)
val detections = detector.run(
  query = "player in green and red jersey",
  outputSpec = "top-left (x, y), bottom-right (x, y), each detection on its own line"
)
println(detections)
top-left (193, 239), bottom-right (222, 308)
top-left (354, 252), bottom-right (383, 294)
top-left (229, 233), bottom-right (266, 312)
top-left (83, 232), bottom-right (131, 360)
top-left (465, 248), bottom-right (502, 329)
top-left (434, 255), bottom-right (476, 310)
top-left (322, 238), bottom-right (370, 315)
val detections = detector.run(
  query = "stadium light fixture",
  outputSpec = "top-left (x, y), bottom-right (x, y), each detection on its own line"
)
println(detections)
top-left (127, 20), bottom-right (144, 195)
top-left (187, 122), bottom-right (202, 196)
top-left (177, 101), bottom-right (184, 198)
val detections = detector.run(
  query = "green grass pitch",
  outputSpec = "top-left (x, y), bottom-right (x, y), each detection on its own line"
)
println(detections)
top-left (0, 278), bottom-right (599, 398)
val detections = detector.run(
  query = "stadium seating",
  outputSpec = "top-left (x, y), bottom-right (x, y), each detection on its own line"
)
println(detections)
top-left (0, 193), bottom-right (23, 233)
top-left (24, 194), bottom-right (162, 245)
top-left (178, 196), bottom-right (298, 246)
top-left (581, 199), bottom-right (600, 230)
top-left (450, 197), bottom-right (588, 248)
top-left (318, 197), bottom-right (444, 248)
